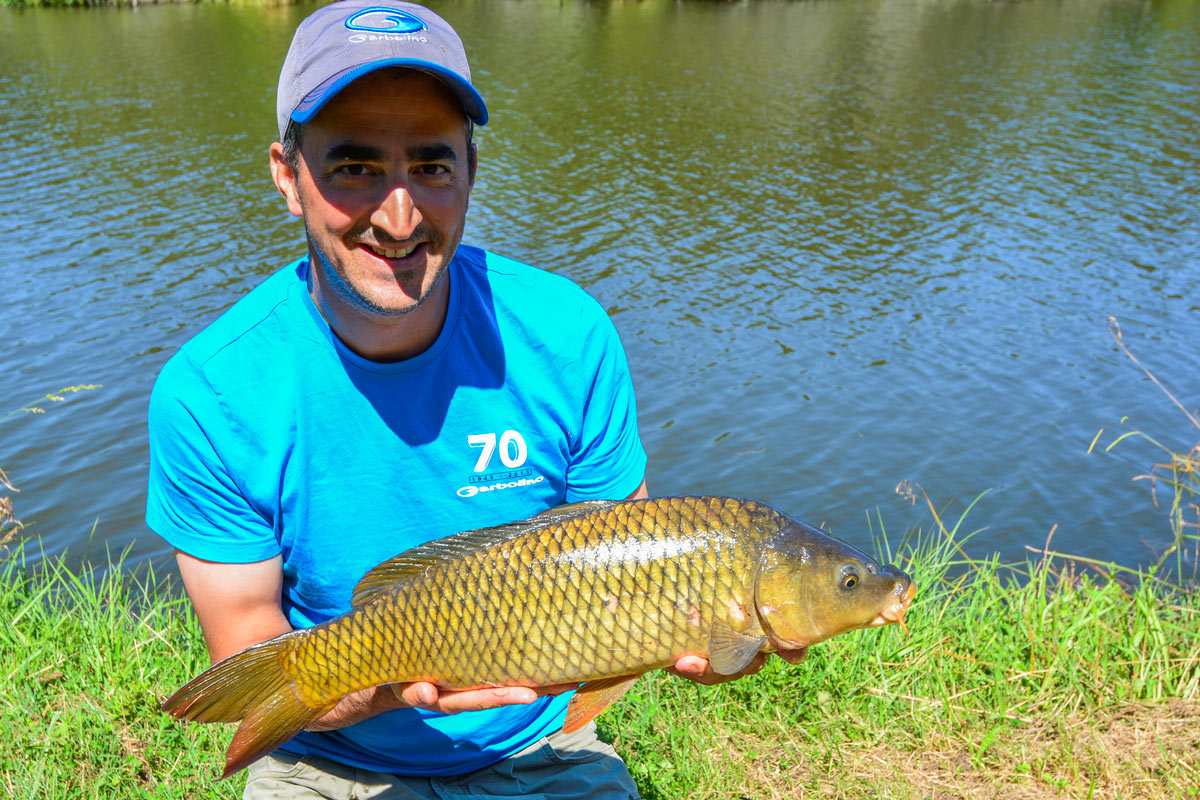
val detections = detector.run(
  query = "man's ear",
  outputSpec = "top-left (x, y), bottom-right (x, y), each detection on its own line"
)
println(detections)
top-left (268, 142), bottom-right (304, 218)
top-left (467, 141), bottom-right (478, 187)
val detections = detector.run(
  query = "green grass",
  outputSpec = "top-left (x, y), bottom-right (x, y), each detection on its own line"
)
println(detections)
top-left (2, 504), bottom-right (1197, 800)
top-left (0, 546), bottom-right (238, 799)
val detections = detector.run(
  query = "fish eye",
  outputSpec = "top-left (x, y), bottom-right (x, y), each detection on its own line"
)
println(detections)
top-left (840, 567), bottom-right (860, 590)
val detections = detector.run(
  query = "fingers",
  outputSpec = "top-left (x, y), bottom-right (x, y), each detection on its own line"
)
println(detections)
top-left (668, 648), bottom-right (809, 685)
top-left (389, 682), bottom-right (580, 715)
top-left (668, 653), bottom-right (768, 685)
top-left (668, 655), bottom-right (712, 681)
top-left (391, 681), bottom-right (439, 709)
top-left (311, 680), bottom-right (581, 731)
top-left (433, 686), bottom-right (539, 714)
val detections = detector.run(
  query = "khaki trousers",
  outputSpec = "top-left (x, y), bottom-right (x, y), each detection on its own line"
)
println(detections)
top-left (242, 722), bottom-right (642, 800)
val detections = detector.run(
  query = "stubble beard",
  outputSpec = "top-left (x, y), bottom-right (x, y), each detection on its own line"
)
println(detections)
top-left (305, 221), bottom-right (454, 319)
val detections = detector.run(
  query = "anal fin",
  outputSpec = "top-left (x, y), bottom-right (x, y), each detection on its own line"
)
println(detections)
top-left (563, 674), bottom-right (641, 733)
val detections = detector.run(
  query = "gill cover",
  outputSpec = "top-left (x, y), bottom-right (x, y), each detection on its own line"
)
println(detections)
top-left (754, 526), bottom-right (822, 649)
top-left (754, 520), bottom-right (902, 649)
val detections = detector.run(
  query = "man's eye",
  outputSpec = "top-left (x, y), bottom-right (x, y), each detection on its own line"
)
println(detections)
top-left (417, 164), bottom-right (450, 176)
top-left (336, 164), bottom-right (372, 177)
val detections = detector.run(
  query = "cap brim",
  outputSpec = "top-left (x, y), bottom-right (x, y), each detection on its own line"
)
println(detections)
top-left (290, 59), bottom-right (488, 128)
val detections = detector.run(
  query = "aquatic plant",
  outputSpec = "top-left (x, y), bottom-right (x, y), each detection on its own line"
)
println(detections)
top-left (1089, 317), bottom-right (1200, 583)
top-left (0, 385), bottom-right (100, 556)
top-left (0, 468), bottom-right (19, 552)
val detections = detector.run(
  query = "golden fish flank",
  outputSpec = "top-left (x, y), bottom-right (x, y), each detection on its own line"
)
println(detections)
top-left (162, 496), bottom-right (916, 777)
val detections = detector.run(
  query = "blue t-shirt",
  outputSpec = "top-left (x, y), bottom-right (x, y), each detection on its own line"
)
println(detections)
top-left (146, 245), bottom-right (646, 776)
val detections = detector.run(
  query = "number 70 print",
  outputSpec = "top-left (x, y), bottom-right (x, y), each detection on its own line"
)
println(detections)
top-left (467, 430), bottom-right (529, 472)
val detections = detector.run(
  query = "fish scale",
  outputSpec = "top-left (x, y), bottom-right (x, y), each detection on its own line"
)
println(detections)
top-left (284, 497), bottom-right (765, 697)
top-left (162, 495), bottom-right (916, 778)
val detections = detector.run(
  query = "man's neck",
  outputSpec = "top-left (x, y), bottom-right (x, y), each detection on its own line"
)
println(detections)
top-left (307, 262), bottom-right (452, 363)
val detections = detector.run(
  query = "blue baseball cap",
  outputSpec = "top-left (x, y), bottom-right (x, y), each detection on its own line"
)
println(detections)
top-left (276, 0), bottom-right (488, 140)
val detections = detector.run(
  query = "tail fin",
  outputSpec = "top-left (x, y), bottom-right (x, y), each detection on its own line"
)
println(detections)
top-left (162, 634), bottom-right (334, 778)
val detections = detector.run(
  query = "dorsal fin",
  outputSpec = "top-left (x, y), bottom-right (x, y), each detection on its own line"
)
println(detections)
top-left (532, 499), bottom-right (624, 525)
top-left (350, 520), bottom-right (542, 607)
top-left (350, 499), bottom-right (628, 607)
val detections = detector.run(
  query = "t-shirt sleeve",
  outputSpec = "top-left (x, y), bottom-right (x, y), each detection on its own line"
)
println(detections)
top-left (564, 299), bottom-right (647, 501)
top-left (145, 353), bottom-right (281, 563)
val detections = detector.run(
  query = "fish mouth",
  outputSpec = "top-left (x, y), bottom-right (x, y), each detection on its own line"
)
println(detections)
top-left (871, 581), bottom-right (917, 634)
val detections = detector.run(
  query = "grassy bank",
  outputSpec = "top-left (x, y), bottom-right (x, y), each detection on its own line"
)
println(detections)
top-left (603, 510), bottom-right (1200, 799)
top-left (2, 507), bottom-right (1197, 800)
top-left (0, 549), bottom-right (238, 798)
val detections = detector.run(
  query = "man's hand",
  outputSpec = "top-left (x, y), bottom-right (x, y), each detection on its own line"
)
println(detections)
top-left (312, 647), bottom-right (810, 730)
top-left (306, 681), bottom-right (580, 731)
top-left (668, 648), bottom-right (809, 685)
top-left (391, 681), bottom-right (580, 714)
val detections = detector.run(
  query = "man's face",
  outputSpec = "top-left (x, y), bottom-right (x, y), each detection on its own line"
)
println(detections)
top-left (272, 69), bottom-right (475, 319)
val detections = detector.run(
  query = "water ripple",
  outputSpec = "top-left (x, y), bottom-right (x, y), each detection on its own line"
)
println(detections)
top-left (1, 0), bottom-right (1198, 569)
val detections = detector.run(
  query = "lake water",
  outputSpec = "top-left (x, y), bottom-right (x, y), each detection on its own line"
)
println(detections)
top-left (1, 0), bottom-right (1197, 574)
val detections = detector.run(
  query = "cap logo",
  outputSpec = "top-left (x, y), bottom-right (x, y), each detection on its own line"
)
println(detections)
top-left (345, 8), bottom-right (428, 34)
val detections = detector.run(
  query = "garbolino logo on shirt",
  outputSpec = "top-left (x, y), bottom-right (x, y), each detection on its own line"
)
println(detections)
top-left (457, 476), bottom-right (545, 499)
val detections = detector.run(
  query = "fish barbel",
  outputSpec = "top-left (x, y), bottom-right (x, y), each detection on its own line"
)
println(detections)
top-left (163, 496), bottom-right (916, 776)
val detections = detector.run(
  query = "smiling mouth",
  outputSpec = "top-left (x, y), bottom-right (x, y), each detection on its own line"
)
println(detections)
top-left (365, 243), bottom-right (418, 260)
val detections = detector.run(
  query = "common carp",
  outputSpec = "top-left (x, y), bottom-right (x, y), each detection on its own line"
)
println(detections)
top-left (163, 496), bottom-right (916, 776)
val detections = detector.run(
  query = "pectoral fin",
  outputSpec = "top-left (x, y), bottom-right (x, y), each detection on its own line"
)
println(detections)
top-left (563, 675), bottom-right (641, 733)
top-left (708, 621), bottom-right (767, 675)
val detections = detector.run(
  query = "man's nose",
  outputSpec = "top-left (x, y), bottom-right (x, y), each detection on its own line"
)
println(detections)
top-left (370, 183), bottom-right (421, 240)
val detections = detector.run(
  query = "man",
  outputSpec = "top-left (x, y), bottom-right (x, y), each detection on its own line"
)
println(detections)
top-left (147, 2), bottom-right (766, 797)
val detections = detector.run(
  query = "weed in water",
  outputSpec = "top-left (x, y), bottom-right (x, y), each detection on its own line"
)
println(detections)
top-left (1089, 317), bottom-right (1200, 582)
top-left (1, 385), bottom-right (100, 557)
